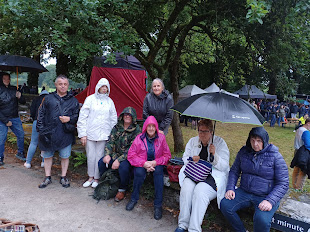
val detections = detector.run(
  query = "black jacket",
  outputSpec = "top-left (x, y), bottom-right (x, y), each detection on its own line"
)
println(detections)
top-left (37, 91), bottom-right (79, 151)
top-left (30, 93), bottom-right (48, 120)
top-left (0, 84), bottom-right (26, 124)
top-left (290, 145), bottom-right (310, 178)
top-left (143, 90), bottom-right (174, 131)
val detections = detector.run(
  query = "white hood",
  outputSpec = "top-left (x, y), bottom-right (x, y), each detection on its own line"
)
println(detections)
top-left (95, 78), bottom-right (110, 98)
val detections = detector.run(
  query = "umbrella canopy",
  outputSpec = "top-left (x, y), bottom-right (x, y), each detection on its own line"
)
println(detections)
top-left (171, 92), bottom-right (265, 126)
top-left (204, 83), bottom-right (220, 92)
top-left (234, 85), bottom-right (277, 99)
top-left (178, 85), bottom-right (207, 102)
top-left (0, 54), bottom-right (48, 88)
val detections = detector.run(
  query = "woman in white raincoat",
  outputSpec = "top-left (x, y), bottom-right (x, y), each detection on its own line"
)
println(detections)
top-left (77, 78), bottom-right (117, 188)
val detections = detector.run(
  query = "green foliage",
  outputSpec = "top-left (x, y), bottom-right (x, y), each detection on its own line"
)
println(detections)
top-left (6, 133), bottom-right (17, 145)
top-left (71, 152), bottom-right (87, 168)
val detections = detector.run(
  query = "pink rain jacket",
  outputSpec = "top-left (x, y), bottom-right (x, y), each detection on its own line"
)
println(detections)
top-left (127, 116), bottom-right (171, 167)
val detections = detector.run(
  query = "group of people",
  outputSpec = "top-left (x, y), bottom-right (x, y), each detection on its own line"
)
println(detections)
top-left (0, 72), bottom-right (295, 231)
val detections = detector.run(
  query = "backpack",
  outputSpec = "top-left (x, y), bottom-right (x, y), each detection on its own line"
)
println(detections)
top-left (92, 169), bottom-right (120, 202)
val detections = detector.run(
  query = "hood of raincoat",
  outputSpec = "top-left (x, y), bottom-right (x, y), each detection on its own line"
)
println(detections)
top-left (142, 116), bottom-right (159, 135)
top-left (95, 78), bottom-right (110, 99)
top-left (118, 106), bottom-right (138, 126)
top-left (246, 126), bottom-right (269, 150)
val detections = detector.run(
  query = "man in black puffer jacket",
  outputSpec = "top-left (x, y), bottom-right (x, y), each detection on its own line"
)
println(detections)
top-left (0, 73), bottom-right (26, 165)
top-left (37, 74), bottom-right (79, 189)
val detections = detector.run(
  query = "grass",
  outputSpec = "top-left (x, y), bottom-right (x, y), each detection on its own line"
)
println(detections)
top-left (166, 122), bottom-right (309, 192)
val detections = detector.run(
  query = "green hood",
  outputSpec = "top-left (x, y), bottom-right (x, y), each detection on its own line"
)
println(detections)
top-left (118, 107), bottom-right (138, 131)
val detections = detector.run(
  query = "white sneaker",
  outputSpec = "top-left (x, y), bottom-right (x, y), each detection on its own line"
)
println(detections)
top-left (83, 180), bottom-right (94, 188)
top-left (41, 162), bottom-right (44, 168)
top-left (91, 181), bottom-right (99, 188)
top-left (24, 162), bottom-right (31, 169)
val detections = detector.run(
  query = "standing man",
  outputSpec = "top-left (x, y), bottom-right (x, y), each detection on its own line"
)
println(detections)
top-left (37, 75), bottom-right (79, 188)
top-left (0, 72), bottom-right (26, 165)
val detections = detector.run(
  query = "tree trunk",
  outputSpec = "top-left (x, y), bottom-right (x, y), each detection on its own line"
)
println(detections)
top-left (27, 54), bottom-right (40, 89)
top-left (169, 62), bottom-right (184, 153)
top-left (268, 71), bottom-right (277, 95)
top-left (56, 52), bottom-right (70, 77)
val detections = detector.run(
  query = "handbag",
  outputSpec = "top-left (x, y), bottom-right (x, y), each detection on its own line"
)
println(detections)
top-left (183, 157), bottom-right (212, 182)
top-left (56, 101), bottom-right (76, 133)
top-left (0, 218), bottom-right (40, 232)
top-left (167, 164), bottom-right (182, 182)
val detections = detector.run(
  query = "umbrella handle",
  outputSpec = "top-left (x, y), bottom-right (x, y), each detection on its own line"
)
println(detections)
top-left (209, 121), bottom-right (216, 162)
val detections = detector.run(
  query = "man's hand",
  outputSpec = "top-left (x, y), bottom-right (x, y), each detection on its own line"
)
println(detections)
top-left (16, 91), bottom-right (21, 99)
top-left (59, 116), bottom-right (70, 123)
top-left (258, 200), bottom-right (272, 211)
top-left (225, 190), bottom-right (235, 200)
top-left (209, 144), bottom-right (215, 155)
top-left (112, 159), bottom-right (120, 170)
top-left (192, 155), bottom-right (200, 163)
top-left (80, 136), bottom-right (87, 146)
top-left (103, 155), bottom-right (111, 164)
top-left (6, 121), bottom-right (12, 127)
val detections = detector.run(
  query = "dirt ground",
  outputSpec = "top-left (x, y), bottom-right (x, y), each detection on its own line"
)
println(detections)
top-left (0, 150), bottom-right (177, 232)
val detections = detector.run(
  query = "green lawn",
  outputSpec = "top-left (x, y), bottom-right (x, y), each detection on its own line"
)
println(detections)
top-left (166, 122), bottom-right (310, 192)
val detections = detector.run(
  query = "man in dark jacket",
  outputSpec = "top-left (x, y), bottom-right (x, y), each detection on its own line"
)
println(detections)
top-left (37, 75), bottom-right (79, 188)
top-left (0, 73), bottom-right (26, 165)
top-left (220, 127), bottom-right (289, 232)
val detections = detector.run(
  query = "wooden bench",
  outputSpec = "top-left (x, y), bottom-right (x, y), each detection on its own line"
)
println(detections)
top-left (286, 118), bottom-right (300, 127)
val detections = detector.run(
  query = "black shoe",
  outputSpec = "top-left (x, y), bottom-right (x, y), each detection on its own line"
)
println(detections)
top-left (15, 152), bottom-right (26, 161)
top-left (0, 157), bottom-right (4, 166)
top-left (60, 177), bottom-right (70, 188)
top-left (126, 200), bottom-right (137, 211)
top-left (39, 177), bottom-right (52, 188)
top-left (154, 206), bottom-right (162, 220)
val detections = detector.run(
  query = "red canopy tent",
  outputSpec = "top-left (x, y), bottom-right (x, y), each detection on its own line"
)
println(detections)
top-left (75, 53), bottom-right (147, 120)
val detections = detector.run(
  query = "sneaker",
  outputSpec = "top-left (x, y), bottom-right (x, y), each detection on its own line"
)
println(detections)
top-left (24, 162), bottom-right (31, 169)
top-left (114, 191), bottom-right (126, 202)
top-left (60, 177), bottom-right (70, 188)
top-left (15, 152), bottom-right (26, 161)
top-left (82, 179), bottom-right (94, 188)
top-left (175, 227), bottom-right (186, 232)
top-left (0, 157), bottom-right (4, 166)
top-left (91, 181), bottom-right (98, 188)
top-left (41, 161), bottom-right (44, 168)
top-left (39, 177), bottom-right (52, 188)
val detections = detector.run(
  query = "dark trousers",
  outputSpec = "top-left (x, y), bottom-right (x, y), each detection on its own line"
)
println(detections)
top-left (98, 157), bottom-right (131, 190)
top-left (130, 165), bottom-right (164, 207)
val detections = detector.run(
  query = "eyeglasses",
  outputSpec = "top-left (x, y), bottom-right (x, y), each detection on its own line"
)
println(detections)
top-left (198, 130), bottom-right (210, 134)
top-left (124, 113), bottom-right (131, 117)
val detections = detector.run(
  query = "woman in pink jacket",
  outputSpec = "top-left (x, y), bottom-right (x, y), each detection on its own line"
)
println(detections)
top-left (126, 116), bottom-right (171, 220)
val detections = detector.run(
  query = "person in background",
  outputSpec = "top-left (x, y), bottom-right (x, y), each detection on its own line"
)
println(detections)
top-left (0, 72), bottom-right (26, 165)
top-left (143, 78), bottom-right (173, 135)
top-left (77, 78), bottom-right (117, 189)
top-left (277, 104), bottom-right (286, 127)
top-left (290, 102), bottom-right (299, 118)
top-left (220, 127), bottom-right (289, 232)
top-left (98, 107), bottom-right (140, 202)
top-left (126, 116), bottom-right (171, 220)
top-left (24, 89), bottom-right (49, 168)
top-left (175, 119), bottom-right (230, 232)
top-left (291, 118), bottom-right (310, 190)
top-left (37, 75), bottom-right (79, 188)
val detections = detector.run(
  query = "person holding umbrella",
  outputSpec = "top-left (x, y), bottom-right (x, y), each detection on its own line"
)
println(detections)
top-left (0, 72), bottom-right (26, 165)
top-left (175, 119), bottom-right (230, 232)
top-left (220, 127), bottom-right (289, 232)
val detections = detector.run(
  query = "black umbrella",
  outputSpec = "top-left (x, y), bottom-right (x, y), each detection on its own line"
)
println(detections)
top-left (0, 54), bottom-right (48, 88)
top-left (171, 91), bottom-right (265, 126)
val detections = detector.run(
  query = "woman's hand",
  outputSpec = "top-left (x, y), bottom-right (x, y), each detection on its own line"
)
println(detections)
top-left (112, 159), bottom-right (120, 170)
top-left (143, 161), bottom-right (155, 172)
top-left (258, 200), bottom-right (272, 211)
top-left (80, 136), bottom-right (87, 146)
top-left (192, 156), bottom-right (200, 163)
top-left (209, 144), bottom-right (215, 155)
top-left (103, 155), bottom-right (111, 164)
top-left (159, 130), bottom-right (164, 134)
top-left (225, 190), bottom-right (235, 200)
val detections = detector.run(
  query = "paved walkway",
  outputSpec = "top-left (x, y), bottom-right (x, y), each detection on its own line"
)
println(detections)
top-left (0, 156), bottom-right (177, 232)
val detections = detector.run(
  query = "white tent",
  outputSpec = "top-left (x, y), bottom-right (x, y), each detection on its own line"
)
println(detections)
top-left (204, 83), bottom-right (220, 92)
top-left (178, 85), bottom-right (206, 101)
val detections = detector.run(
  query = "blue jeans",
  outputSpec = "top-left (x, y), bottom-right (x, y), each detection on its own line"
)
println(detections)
top-left (25, 120), bottom-right (44, 163)
top-left (130, 165), bottom-right (164, 207)
top-left (220, 188), bottom-right (280, 232)
top-left (0, 117), bottom-right (24, 159)
top-left (98, 158), bottom-right (131, 190)
top-left (277, 117), bottom-right (285, 127)
top-left (270, 114), bottom-right (276, 127)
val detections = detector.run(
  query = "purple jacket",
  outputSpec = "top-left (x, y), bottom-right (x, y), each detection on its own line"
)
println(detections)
top-left (226, 127), bottom-right (289, 206)
top-left (127, 116), bottom-right (171, 167)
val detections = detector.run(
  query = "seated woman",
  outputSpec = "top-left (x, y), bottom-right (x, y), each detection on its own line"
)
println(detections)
top-left (175, 119), bottom-right (230, 232)
top-left (126, 116), bottom-right (171, 220)
top-left (98, 107), bottom-right (141, 202)
top-left (220, 127), bottom-right (289, 232)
